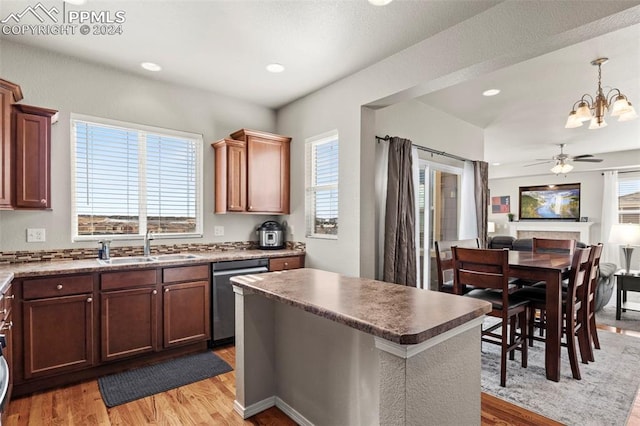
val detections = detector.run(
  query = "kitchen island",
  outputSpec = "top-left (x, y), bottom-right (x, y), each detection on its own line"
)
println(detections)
top-left (231, 268), bottom-right (491, 425)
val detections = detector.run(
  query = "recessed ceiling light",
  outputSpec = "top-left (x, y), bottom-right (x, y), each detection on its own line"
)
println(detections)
top-left (266, 63), bottom-right (285, 73)
top-left (368, 0), bottom-right (393, 5)
top-left (482, 89), bottom-right (501, 97)
top-left (491, 162), bottom-right (501, 166)
top-left (65, 0), bottom-right (87, 4)
top-left (141, 62), bottom-right (162, 72)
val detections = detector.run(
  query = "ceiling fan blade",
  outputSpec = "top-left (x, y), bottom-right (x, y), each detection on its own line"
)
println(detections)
top-left (525, 161), bottom-right (552, 167)
top-left (571, 154), bottom-right (594, 159)
top-left (573, 158), bottom-right (603, 162)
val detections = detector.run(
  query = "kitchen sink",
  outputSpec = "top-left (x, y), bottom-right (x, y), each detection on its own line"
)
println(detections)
top-left (98, 256), bottom-right (156, 265)
top-left (98, 254), bottom-right (200, 265)
top-left (153, 254), bottom-right (200, 261)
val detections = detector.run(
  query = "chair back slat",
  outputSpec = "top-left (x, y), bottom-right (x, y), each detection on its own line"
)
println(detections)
top-left (434, 238), bottom-right (480, 292)
top-left (532, 237), bottom-right (577, 255)
top-left (451, 247), bottom-right (509, 293)
top-left (566, 246), bottom-right (592, 303)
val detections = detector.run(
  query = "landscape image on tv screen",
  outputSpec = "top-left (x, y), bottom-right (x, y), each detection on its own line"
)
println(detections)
top-left (519, 184), bottom-right (580, 220)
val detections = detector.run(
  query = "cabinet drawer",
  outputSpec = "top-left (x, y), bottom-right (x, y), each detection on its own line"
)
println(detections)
top-left (163, 264), bottom-right (209, 283)
top-left (101, 269), bottom-right (157, 291)
top-left (23, 275), bottom-right (93, 299)
top-left (269, 256), bottom-right (304, 272)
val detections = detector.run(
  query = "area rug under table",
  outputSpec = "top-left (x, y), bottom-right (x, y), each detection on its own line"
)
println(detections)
top-left (481, 329), bottom-right (640, 426)
top-left (98, 351), bottom-right (233, 407)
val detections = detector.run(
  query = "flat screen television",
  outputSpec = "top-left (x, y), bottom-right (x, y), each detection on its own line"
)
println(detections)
top-left (518, 183), bottom-right (580, 221)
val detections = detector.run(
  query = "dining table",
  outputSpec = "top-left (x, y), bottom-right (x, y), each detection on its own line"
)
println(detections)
top-left (507, 250), bottom-right (572, 382)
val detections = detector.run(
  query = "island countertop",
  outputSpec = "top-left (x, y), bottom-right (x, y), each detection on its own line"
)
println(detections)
top-left (231, 268), bottom-right (491, 345)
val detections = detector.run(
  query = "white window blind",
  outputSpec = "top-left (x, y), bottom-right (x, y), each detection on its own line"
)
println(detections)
top-left (71, 115), bottom-right (203, 240)
top-left (305, 131), bottom-right (339, 238)
top-left (618, 174), bottom-right (640, 224)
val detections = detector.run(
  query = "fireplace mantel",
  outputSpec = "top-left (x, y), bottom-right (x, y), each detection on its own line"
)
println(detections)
top-left (507, 221), bottom-right (594, 244)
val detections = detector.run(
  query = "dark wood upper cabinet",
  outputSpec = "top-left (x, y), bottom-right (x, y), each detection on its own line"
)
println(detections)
top-left (0, 79), bottom-right (23, 209)
top-left (12, 104), bottom-right (57, 209)
top-left (212, 129), bottom-right (291, 214)
top-left (0, 78), bottom-right (56, 210)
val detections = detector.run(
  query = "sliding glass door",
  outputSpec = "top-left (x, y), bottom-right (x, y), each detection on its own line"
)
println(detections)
top-left (417, 160), bottom-right (463, 290)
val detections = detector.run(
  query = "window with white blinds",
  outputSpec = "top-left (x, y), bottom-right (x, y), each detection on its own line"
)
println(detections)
top-left (71, 114), bottom-right (203, 241)
top-left (618, 174), bottom-right (640, 224)
top-left (305, 131), bottom-right (339, 239)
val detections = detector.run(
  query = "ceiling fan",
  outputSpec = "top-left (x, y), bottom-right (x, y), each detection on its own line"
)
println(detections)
top-left (525, 143), bottom-right (603, 173)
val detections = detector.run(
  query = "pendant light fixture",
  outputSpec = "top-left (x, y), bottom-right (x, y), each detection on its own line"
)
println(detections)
top-left (565, 58), bottom-right (637, 129)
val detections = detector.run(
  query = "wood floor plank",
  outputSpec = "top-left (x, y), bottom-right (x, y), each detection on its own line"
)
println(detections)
top-left (6, 339), bottom-right (638, 425)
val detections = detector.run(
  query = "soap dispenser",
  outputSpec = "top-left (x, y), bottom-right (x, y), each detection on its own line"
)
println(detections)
top-left (98, 240), bottom-right (111, 260)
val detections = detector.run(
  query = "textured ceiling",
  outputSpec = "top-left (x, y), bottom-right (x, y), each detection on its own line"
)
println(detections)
top-left (0, 0), bottom-right (500, 108)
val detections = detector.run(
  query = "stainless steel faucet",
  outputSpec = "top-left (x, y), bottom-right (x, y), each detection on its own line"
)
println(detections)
top-left (144, 230), bottom-right (154, 256)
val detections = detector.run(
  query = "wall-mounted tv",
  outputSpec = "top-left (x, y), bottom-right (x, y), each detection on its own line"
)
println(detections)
top-left (518, 183), bottom-right (580, 221)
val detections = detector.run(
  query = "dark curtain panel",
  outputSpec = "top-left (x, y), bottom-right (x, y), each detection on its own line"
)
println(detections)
top-left (474, 161), bottom-right (489, 248)
top-left (383, 137), bottom-right (416, 286)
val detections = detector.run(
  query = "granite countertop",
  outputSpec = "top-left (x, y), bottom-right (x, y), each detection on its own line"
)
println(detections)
top-left (231, 268), bottom-right (491, 345)
top-left (0, 272), bottom-right (14, 294)
top-left (0, 249), bottom-right (303, 278)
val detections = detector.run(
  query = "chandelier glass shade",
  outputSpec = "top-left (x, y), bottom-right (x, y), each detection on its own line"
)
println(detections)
top-left (565, 58), bottom-right (637, 129)
top-left (550, 161), bottom-right (573, 175)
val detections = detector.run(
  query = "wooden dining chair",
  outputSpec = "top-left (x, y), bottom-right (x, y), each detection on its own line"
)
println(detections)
top-left (529, 237), bottom-right (578, 336)
top-left (583, 243), bottom-right (604, 362)
top-left (434, 238), bottom-right (480, 294)
top-left (451, 247), bottom-right (528, 387)
top-left (532, 237), bottom-right (577, 256)
top-left (513, 246), bottom-right (592, 380)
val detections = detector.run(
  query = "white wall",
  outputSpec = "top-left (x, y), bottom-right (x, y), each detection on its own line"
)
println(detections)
top-left (374, 99), bottom-right (484, 159)
top-left (0, 40), bottom-right (278, 251)
top-left (277, 2), bottom-right (640, 277)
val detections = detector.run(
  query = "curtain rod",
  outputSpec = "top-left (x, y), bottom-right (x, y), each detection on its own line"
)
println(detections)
top-left (375, 135), bottom-right (471, 162)
top-left (601, 169), bottom-right (640, 175)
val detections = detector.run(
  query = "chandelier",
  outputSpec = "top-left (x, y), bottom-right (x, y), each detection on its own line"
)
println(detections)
top-left (565, 58), bottom-right (637, 129)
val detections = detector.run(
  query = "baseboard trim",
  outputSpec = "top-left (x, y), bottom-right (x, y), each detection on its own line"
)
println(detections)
top-left (275, 397), bottom-right (314, 426)
top-left (233, 396), bottom-right (276, 419)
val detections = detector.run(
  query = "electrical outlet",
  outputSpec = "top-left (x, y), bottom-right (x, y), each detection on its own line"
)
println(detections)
top-left (288, 225), bottom-right (294, 237)
top-left (214, 226), bottom-right (224, 236)
top-left (26, 228), bottom-right (46, 243)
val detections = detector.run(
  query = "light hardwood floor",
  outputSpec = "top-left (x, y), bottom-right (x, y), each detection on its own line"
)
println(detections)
top-left (5, 325), bottom-right (639, 425)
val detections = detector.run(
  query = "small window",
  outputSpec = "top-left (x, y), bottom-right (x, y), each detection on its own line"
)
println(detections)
top-left (305, 131), bottom-right (339, 239)
top-left (71, 114), bottom-right (203, 241)
top-left (618, 174), bottom-right (640, 224)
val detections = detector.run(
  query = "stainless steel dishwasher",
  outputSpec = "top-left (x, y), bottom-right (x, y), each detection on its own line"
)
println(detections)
top-left (211, 258), bottom-right (268, 346)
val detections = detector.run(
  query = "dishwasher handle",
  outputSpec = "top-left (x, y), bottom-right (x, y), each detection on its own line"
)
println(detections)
top-left (213, 266), bottom-right (268, 277)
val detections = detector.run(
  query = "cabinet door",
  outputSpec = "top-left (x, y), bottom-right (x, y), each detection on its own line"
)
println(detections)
top-left (101, 287), bottom-right (158, 362)
top-left (0, 86), bottom-right (13, 209)
top-left (163, 281), bottom-right (210, 348)
top-left (23, 294), bottom-right (94, 379)
top-left (13, 107), bottom-right (51, 209)
top-left (247, 136), bottom-right (290, 214)
top-left (227, 143), bottom-right (246, 212)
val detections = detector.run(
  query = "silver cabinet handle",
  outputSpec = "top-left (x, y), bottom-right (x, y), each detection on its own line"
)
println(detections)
top-left (41, 199), bottom-right (47, 204)
top-left (56, 284), bottom-right (63, 290)
top-left (87, 297), bottom-right (93, 303)
top-left (6, 295), bottom-right (14, 300)
top-left (165, 288), bottom-right (169, 293)
top-left (152, 290), bottom-right (157, 295)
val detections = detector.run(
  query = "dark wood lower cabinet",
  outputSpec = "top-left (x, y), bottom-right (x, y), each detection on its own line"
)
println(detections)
top-left (100, 287), bottom-right (159, 362)
top-left (163, 280), bottom-right (210, 348)
top-left (13, 264), bottom-right (213, 396)
top-left (23, 293), bottom-right (94, 379)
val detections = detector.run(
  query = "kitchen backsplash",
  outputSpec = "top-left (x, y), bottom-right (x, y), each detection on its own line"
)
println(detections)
top-left (0, 241), bottom-right (305, 265)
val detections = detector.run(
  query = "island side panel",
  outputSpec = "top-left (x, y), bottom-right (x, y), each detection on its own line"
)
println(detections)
top-left (233, 288), bottom-right (276, 417)
top-left (274, 302), bottom-right (380, 425)
top-left (405, 326), bottom-right (481, 425)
